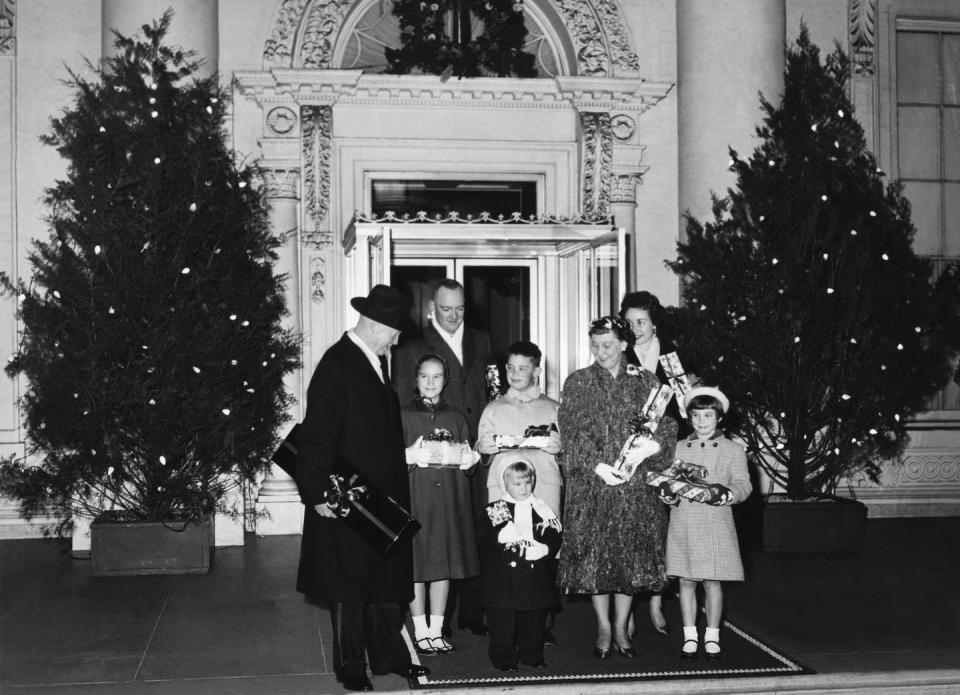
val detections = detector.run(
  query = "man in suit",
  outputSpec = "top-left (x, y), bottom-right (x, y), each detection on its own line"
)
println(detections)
top-left (393, 278), bottom-right (492, 636)
top-left (296, 285), bottom-right (430, 693)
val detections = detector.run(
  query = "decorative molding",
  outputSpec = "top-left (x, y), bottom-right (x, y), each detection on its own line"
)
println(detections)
top-left (300, 105), bottom-right (331, 231)
top-left (610, 113), bottom-right (635, 141)
top-left (590, 0), bottom-right (638, 73)
top-left (0, 0), bottom-right (14, 55)
top-left (353, 211), bottom-right (612, 224)
top-left (309, 256), bottom-right (327, 303)
top-left (849, 0), bottom-right (876, 76)
top-left (579, 111), bottom-right (612, 218)
top-left (610, 172), bottom-right (645, 204)
top-left (899, 454), bottom-right (960, 484)
top-left (299, 0), bottom-right (354, 68)
top-left (554, 0), bottom-right (609, 76)
top-left (266, 106), bottom-right (298, 135)
top-left (264, 0), bottom-right (311, 68)
top-left (261, 168), bottom-right (300, 199)
top-left (302, 230), bottom-right (334, 248)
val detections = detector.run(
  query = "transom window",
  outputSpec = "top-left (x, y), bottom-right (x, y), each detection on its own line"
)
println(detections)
top-left (336, 0), bottom-right (562, 75)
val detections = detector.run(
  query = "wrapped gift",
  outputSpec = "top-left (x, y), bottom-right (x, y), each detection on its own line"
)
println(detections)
top-left (486, 363), bottom-right (503, 402)
top-left (644, 460), bottom-right (731, 504)
top-left (596, 384), bottom-right (673, 484)
top-left (416, 427), bottom-right (474, 466)
top-left (659, 352), bottom-right (693, 419)
top-left (494, 423), bottom-right (558, 450)
top-left (324, 472), bottom-right (421, 557)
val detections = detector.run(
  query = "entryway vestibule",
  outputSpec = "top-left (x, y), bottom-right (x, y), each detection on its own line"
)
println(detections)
top-left (345, 216), bottom-right (625, 399)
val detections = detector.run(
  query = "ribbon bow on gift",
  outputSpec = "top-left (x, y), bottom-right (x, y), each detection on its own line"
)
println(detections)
top-left (323, 474), bottom-right (369, 517)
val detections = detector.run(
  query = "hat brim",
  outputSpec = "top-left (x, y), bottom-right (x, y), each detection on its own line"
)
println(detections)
top-left (351, 296), bottom-right (406, 331)
top-left (682, 386), bottom-right (730, 414)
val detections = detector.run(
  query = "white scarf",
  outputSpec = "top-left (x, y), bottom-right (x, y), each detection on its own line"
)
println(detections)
top-left (634, 335), bottom-right (661, 374)
top-left (501, 492), bottom-right (558, 541)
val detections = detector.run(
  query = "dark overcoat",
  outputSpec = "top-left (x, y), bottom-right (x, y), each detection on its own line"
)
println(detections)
top-left (295, 334), bottom-right (413, 603)
top-left (478, 500), bottom-right (562, 611)
top-left (393, 322), bottom-right (491, 442)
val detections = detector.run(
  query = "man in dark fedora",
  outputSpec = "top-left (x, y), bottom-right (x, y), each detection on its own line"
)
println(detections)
top-left (296, 284), bottom-right (429, 692)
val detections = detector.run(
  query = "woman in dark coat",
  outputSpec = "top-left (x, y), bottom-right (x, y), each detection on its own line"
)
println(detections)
top-left (619, 290), bottom-right (685, 635)
top-left (557, 316), bottom-right (677, 659)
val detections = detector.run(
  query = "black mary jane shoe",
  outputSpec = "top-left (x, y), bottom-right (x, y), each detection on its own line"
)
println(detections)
top-left (593, 646), bottom-right (612, 659)
top-left (704, 641), bottom-right (722, 660)
top-left (680, 639), bottom-right (699, 660)
top-left (342, 673), bottom-right (374, 692)
top-left (614, 643), bottom-right (637, 659)
top-left (413, 638), bottom-right (437, 656)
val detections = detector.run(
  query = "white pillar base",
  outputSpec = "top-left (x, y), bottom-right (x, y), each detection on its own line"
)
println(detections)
top-left (255, 496), bottom-right (303, 535)
top-left (71, 514), bottom-right (92, 556)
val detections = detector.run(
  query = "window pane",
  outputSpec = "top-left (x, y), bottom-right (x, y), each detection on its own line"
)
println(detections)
top-left (945, 183), bottom-right (960, 255)
top-left (903, 181), bottom-right (942, 255)
top-left (945, 34), bottom-right (960, 105)
top-left (898, 106), bottom-right (940, 178)
top-left (371, 180), bottom-right (538, 218)
top-left (898, 32), bottom-right (940, 104)
top-left (946, 108), bottom-right (960, 179)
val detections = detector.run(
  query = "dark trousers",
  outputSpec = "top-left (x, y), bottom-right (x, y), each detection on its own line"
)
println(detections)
top-left (487, 606), bottom-right (546, 668)
top-left (330, 601), bottom-right (409, 679)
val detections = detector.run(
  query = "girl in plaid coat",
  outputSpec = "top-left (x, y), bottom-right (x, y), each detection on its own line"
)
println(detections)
top-left (662, 386), bottom-right (752, 661)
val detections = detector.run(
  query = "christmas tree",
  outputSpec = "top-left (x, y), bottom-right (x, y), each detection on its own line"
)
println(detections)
top-left (0, 12), bottom-right (299, 524)
top-left (386, 0), bottom-right (536, 78)
top-left (668, 28), bottom-right (960, 500)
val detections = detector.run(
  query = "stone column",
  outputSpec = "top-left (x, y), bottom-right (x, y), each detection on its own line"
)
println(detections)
top-left (101, 0), bottom-right (218, 79)
top-left (255, 168), bottom-right (304, 536)
top-left (611, 173), bottom-right (641, 290)
top-left (677, 0), bottom-right (785, 237)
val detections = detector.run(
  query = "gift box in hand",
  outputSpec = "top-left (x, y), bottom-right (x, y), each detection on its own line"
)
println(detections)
top-left (645, 460), bottom-right (732, 505)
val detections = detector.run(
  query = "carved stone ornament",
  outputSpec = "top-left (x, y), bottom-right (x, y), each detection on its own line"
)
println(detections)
top-left (302, 230), bottom-right (333, 249)
top-left (610, 172), bottom-right (644, 204)
top-left (262, 168), bottom-right (300, 199)
top-left (310, 256), bottom-right (327, 303)
top-left (301, 105), bottom-right (332, 231)
top-left (0, 0), bottom-right (14, 55)
top-left (579, 111), bottom-right (612, 217)
top-left (266, 106), bottom-right (298, 135)
top-left (899, 454), bottom-right (960, 485)
top-left (849, 0), bottom-right (876, 76)
top-left (610, 113), bottom-right (635, 141)
top-left (264, 0), bottom-right (639, 77)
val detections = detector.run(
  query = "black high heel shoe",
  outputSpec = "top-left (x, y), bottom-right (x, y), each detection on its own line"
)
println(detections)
top-left (593, 646), bottom-right (612, 659)
top-left (614, 642), bottom-right (637, 659)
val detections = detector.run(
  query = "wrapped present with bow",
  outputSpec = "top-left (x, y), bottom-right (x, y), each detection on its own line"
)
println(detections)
top-left (323, 471), bottom-right (422, 556)
top-left (644, 460), bottom-right (733, 505)
top-left (595, 384), bottom-right (673, 486)
top-left (659, 352), bottom-right (693, 419)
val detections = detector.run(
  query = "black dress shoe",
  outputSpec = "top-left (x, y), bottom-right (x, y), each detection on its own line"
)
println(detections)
top-left (379, 663), bottom-right (430, 679)
top-left (527, 661), bottom-right (548, 668)
top-left (680, 639), bottom-right (699, 660)
top-left (342, 673), bottom-right (374, 692)
top-left (543, 629), bottom-right (558, 647)
top-left (458, 618), bottom-right (488, 636)
top-left (614, 643), bottom-right (637, 659)
top-left (496, 664), bottom-right (518, 672)
top-left (593, 646), bottom-right (612, 659)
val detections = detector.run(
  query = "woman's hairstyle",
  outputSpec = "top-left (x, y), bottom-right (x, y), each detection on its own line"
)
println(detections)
top-left (503, 459), bottom-right (537, 484)
top-left (415, 353), bottom-right (448, 382)
top-left (507, 340), bottom-right (542, 367)
top-left (589, 315), bottom-right (634, 346)
top-left (619, 290), bottom-right (667, 329)
top-left (686, 394), bottom-right (726, 420)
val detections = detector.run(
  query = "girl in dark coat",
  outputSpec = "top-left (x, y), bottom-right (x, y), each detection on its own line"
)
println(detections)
top-left (479, 460), bottom-right (562, 672)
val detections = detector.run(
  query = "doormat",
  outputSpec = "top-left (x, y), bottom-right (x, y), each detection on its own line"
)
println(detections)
top-left (403, 597), bottom-right (811, 689)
